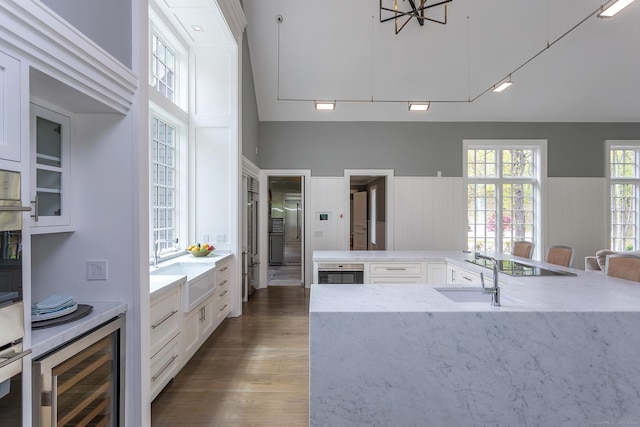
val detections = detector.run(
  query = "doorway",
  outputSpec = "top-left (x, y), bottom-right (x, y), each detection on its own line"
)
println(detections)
top-left (268, 176), bottom-right (304, 286)
top-left (347, 170), bottom-right (393, 250)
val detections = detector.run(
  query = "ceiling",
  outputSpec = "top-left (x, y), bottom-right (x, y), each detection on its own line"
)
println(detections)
top-left (243, 0), bottom-right (640, 122)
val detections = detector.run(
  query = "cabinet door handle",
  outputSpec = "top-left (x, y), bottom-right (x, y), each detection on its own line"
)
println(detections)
top-left (0, 348), bottom-right (31, 369)
top-left (31, 195), bottom-right (39, 222)
top-left (219, 304), bottom-right (228, 312)
top-left (152, 355), bottom-right (178, 382)
top-left (219, 290), bottom-right (228, 297)
top-left (462, 275), bottom-right (472, 282)
top-left (151, 310), bottom-right (178, 330)
top-left (51, 375), bottom-right (58, 427)
top-left (0, 206), bottom-right (32, 212)
top-left (218, 279), bottom-right (228, 287)
top-left (385, 267), bottom-right (406, 271)
top-left (220, 266), bottom-right (228, 272)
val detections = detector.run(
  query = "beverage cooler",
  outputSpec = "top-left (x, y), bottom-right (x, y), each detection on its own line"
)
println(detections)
top-left (32, 316), bottom-right (125, 427)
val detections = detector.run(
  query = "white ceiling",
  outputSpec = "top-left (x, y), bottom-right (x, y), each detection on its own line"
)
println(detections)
top-left (243, 0), bottom-right (640, 122)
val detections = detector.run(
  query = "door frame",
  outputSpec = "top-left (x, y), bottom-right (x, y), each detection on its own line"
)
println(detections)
top-left (344, 169), bottom-right (395, 250)
top-left (259, 169), bottom-right (312, 288)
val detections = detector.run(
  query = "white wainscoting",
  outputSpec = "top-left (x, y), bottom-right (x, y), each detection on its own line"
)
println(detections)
top-left (545, 177), bottom-right (607, 270)
top-left (308, 176), bottom-right (608, 270)
top-left (393, 177), bottom-right (466, 250)
top-left (310, 177), bottom-right (347, 251)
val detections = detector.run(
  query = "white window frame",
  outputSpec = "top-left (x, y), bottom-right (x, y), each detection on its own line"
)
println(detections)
top-left (150, 106), bottom-right (188, 263)
top-left (463, 140), bottom-right (547, 258)
top-left (149, 5), bottom-right (188, 112)
top-left (606, 140), bottom-right (640, 252)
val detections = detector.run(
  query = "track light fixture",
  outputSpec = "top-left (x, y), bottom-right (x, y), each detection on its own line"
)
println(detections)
top-left (314, 101), bottom-right (336, 111)
top-left (408, 102), bottom-right (430, 111)
top-left (598, 0), bottom-right (636, 17)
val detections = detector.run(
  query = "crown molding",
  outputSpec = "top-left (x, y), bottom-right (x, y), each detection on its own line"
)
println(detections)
top-left (0, 1), bottom-right (138, 114)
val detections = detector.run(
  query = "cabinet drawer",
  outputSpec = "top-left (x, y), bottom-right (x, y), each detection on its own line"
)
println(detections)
top-left (369, 262), bottom-right (423, 276)
top-left (216, 260), bottom-right (231, 281)
top-left (215, 294), bottom-right (231, 326)
top-left (150, 336), bottom-right (180, 401)
top-left (457, 269), bottom-right (481, 284)
top-left (150, 288), bottom-right (180, 357)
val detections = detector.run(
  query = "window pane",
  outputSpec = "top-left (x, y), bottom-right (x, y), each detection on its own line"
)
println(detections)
top-left (151, 116), bottom-right (178, 255)
top-left (503, 149), bottom-right (533, 178)
top-left (467, 183), bottom-right (497, 251)
top-left (467, 149), bottom-right (497, 178)
top-left (611, 183), bottom-right (637, 251)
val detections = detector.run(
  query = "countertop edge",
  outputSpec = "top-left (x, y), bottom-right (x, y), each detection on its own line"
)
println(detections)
top-left (31, 301), bottom-right (128, 359)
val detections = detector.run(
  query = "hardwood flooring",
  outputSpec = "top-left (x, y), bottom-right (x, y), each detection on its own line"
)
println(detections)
top-left (152, 286), bottom-right (310, 427)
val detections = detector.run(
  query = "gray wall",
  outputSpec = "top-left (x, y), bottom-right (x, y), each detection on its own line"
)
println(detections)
top-left (41, 0), bottom-right (132, 68)
top-left (257, 121), bottom-right (640, 177)
top-left (242, 32), bottom-right (259, 164)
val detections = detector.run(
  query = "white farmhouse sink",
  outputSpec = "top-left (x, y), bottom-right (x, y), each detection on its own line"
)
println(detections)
top-left (151, 262), bottom-right (215, 312)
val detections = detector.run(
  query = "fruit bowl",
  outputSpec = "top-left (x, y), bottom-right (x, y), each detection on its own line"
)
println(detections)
top-left (190, 249), bottom-right (213, 257)
top-left (188, 244), bottom-right (215, 257)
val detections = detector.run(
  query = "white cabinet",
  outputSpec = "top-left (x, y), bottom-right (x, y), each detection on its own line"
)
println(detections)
top-left (426, 262), bottom-right (447, 284)
top-left (0, 50), bottom-right (21, 162)
top-left (213, 259), bottom-right (231, 328)
top-left (181, 295), bottom-right (215, 366)
top-left (150, 286), bottom-right (181, 401)
top-left (30, 102), bottom-right (72, 232)
top-left (446, 264), bottom-right (481, 285)
top-left (180, 259), bottom-right (232, 367)
top-left (367, 262), bottom-right (426, 284)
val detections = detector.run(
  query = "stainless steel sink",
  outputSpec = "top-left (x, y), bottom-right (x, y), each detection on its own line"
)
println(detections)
top-left (435, 287), bottom-right (508, 303)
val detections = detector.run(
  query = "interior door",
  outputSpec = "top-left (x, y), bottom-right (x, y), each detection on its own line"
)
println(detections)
top-left (352, 191), bottom-right (367, 250)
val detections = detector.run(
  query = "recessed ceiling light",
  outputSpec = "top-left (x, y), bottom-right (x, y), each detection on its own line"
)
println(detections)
top-left (192, 25), bottom-right (204, 32)
top-left (598, 0), bottom-right (636, 17)
top-left (408, 102), bottom-right (430, 111)
top-left (493, 81), bottom-right (513, 93)
top-left (314, 101), bottom-right (335, 111)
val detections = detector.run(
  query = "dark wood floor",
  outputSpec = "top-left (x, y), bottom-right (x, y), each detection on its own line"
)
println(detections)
top-left (151, 286), bottom-right (310, 427)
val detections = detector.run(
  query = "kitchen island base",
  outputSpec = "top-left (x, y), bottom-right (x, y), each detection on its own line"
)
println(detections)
top-left (310, 285), bottom-right (640, 427)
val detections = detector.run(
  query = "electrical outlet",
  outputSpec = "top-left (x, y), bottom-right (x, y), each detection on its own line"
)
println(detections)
top-left (86, 260), bottom-right (108, 281)
top-left (216, 234), bottom-right (226, 243)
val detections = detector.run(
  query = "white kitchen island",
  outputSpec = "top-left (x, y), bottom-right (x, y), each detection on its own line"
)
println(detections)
top-left (310, 251), bottom-right (640, 427)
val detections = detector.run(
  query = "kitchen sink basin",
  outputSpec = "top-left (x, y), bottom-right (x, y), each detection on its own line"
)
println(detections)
top-left (435, 287), bottom-right (510, 303)
top-left (150, 262), bottom-right (210, 280)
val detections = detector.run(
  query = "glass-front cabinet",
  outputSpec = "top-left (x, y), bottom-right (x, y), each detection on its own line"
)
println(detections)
top-left (30, 102), bottom-right (71, 232)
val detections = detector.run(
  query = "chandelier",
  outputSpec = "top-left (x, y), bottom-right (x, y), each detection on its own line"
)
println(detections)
top-left (380, 0), bottom-right (452, 34)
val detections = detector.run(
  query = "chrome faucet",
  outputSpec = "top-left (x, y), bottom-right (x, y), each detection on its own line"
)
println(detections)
top-left (153, 239), bottom-right (171, 268)
top-left (475, 253), bottom-right (501, 306)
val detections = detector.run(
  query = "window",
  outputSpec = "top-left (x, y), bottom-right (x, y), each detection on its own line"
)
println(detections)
top-left (152, 116), bottom-right (178, 255)
top-left (608, 141), bottom-right (640, 251)
top-left (151, 33), bottom-right (176, 102)
top-left (465, 141), bottom-right (545, 255)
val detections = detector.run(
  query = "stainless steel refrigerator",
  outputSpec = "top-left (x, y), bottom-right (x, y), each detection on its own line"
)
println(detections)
top-left (283, 198), bottom-right (301, 265)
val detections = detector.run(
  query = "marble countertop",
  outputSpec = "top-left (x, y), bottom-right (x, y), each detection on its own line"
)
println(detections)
top-left (311, 250), bottom-right (640, 313)
top-left (31, 301), bottom-right (127, 359)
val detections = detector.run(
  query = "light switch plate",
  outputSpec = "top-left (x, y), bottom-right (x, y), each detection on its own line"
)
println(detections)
top-left (86, 260), bottom-right (108, 281)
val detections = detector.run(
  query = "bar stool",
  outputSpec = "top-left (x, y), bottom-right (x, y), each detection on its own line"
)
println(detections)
top-left (546, 245), bottom-right (575, 268)
top-left (513, 241), bottom-right (534, 258)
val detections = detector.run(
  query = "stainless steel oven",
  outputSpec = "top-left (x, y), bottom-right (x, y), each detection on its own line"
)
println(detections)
top-left (317, 263), bottom-right (364, 284)
top-left (0, 170), bottom-right (32, 427)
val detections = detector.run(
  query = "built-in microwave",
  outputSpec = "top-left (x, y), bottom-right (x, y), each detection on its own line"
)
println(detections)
top-left (0, 169), bottom-right (32, 427)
